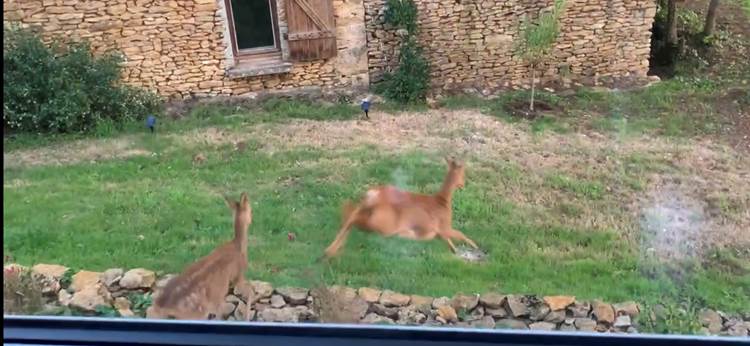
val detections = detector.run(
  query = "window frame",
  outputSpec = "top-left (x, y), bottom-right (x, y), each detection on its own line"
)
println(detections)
top-left (224, 0), bottom-right (282, 59)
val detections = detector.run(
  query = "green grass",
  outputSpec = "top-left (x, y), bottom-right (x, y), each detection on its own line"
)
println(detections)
top-left (3, 92), bottom-right (749, 333)
top-left (744, 0), bottom-right (750, 16)
top-left (545, 174), bottom-right (604, 200)
top-left (437, 78), bottom-right (733, 139)
top-left (3, 98), bottom-right (361, 152)
top-left (4, 145), bottom-right (633, 298)
top-left (5, 131), bottom-right (748, 318)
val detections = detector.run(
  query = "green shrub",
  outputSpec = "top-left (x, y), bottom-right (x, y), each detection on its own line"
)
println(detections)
top-left (677, 8), bottom-right (703, 35)
top-left (384, 0), bottom-right (418, 34)
top-left (3, 25), bottom-right (162, 134)
top-left (378, 0), bottom-right (430, 104)
top-left (377, 37), bottom-right (430, 104)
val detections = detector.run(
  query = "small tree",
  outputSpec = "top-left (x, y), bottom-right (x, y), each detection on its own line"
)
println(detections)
top-left (666, 0), bottom-right (678, 46)
top-left (702, 0), bottom-right (720, 38)
top-left (378, 0), bottom-right (430, 104)
top-left (515, 0), bottom-right (565, 112)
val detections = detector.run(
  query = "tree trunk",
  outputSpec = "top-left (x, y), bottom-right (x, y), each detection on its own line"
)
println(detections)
top-left (666, 0), bottom-right (678, 46)
top-left (529, 66), bottom-right (536, 112)
top-left (703, 0), bottom-right (720, 37)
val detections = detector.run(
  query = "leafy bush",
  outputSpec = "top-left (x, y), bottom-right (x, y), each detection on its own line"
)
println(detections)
top-left (3, 25), bottom-right (162, 134)
top-left (377, 37), bottom-right (430, 104)
top-left (378, 0), bottom-right (430, 104)
top-left (677, 8), bottom-right (703, 35)
top-left (384, 0), bottom-right (418, 34)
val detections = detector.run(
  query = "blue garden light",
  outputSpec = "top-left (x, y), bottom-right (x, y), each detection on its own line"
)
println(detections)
top-left (361, 98), bottom-right (371, 119)
top-left (146, 115), bottom-right (156, 133)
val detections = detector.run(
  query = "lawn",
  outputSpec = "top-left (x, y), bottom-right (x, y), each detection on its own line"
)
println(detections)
top-left (4, 82), bottom-right (750, 332)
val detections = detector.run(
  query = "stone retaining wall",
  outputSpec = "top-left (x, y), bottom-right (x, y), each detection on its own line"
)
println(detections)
top-left (364, 0), bottom-right (657, 93)
top-left (5, 263), bottom-right (749, 337)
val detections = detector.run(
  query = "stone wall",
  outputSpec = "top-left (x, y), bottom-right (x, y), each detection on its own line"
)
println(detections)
top-left (4, 0), bottom-right (656, 98)
top-left (3, 0), bottom-right (370, 99)
top-left (7, 263), bottom-right (750, 337)
top-left (364, 0), bottom-right (656, 93)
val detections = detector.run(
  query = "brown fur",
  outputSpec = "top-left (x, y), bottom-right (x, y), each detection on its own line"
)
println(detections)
top-left (146, 193), bottom-right (253, 320)
top-left (324, 157), bottom-right (478, 257)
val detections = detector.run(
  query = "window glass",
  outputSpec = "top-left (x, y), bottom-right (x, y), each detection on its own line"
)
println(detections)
top-left (231, 0), bottom-right (275, 50)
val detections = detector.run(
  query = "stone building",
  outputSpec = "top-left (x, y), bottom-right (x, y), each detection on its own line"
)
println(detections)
top-left (3, 0), bottom-right (656, 99)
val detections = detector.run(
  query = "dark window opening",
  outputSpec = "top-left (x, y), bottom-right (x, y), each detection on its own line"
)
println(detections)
top-left (227, 0), bottom-right (280, 55)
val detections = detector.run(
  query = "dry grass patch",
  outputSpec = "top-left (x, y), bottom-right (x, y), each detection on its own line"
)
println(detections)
top-left (4, 136), bottom-right (149, 168)
top-left (239, 109), bottom-right (749, 254)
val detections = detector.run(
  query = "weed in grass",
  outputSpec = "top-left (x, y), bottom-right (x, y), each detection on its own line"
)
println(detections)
top-left (59, 267), bottom-right (76, 289)
top-left (128, 292), bottom-right (153, 316)
top-left (94, 305), bottom-right (121, 317)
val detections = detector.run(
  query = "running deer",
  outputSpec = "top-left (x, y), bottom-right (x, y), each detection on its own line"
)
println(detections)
top-left (146, 193), bottom-right (253, 320)
top-left (323, 158), bottom-right (479, 258)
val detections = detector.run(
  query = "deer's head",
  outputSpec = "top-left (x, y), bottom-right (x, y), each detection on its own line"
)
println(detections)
top-left (445, 157), bottom-right (465, 190)
top-left (225, 192), bottom-right (252, 226)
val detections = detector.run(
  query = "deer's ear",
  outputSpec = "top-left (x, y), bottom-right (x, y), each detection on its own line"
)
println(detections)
top-left (240, 192), bottom-right (249, 207)
top-left (445, 156), bottom-right (454, 166)
top-left (224, 195), bottom-right (237, 210)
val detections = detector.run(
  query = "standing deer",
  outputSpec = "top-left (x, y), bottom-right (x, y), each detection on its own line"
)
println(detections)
top-left (323, 157), bottom-right (479, 258)
top-left (147, 193), bottom-right (254, 320)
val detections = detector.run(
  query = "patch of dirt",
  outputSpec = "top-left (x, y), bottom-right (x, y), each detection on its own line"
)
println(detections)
top-left (635, 142), bottom-right (750, 263)
top-left (652, 0), bottom-right (750, 150)
top-left (3, 137), bottom-right (150, 169)
top-left (683, 0), bottom-right (750, 74)
top-left (456, 246), bottom-right (488, 263)
top-left (242, 110), bottom-right (539, 160)
top-left (638, 175), bottom-right (750, 273)
top-left (639, 183), bottom-right (708, 263)
top-left (504, 100), bottom-right (557, 119)
top-left (713, 87), bottom-right (750, 153)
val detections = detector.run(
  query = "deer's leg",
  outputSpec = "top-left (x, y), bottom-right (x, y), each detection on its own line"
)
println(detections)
top-left (438, 232), bottom-right (458, 253)
top-left (229, 264), bottom-right (254, 321)
top-left (175, 307), bottom-right (211, 320)
top-left (235, 279), bottom-right (254, 321)
top-left (324, 205), bottom-right (362, 257)
top-left (146, 305), bottom-right (167, 319)
top-left (209, 303), bottom-right (227, 320)
top-left (449, 229), bottom-right (479, 249)
top-left (324, 226), bottom-right (353, 258)
top-left (394, 227), bottom-right (419, 239)
top-left (148, 304), bottom-right (205, 320)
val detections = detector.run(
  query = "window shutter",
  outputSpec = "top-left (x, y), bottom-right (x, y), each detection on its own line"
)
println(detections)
top-left (285, 0), bottom-right (337, 61)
